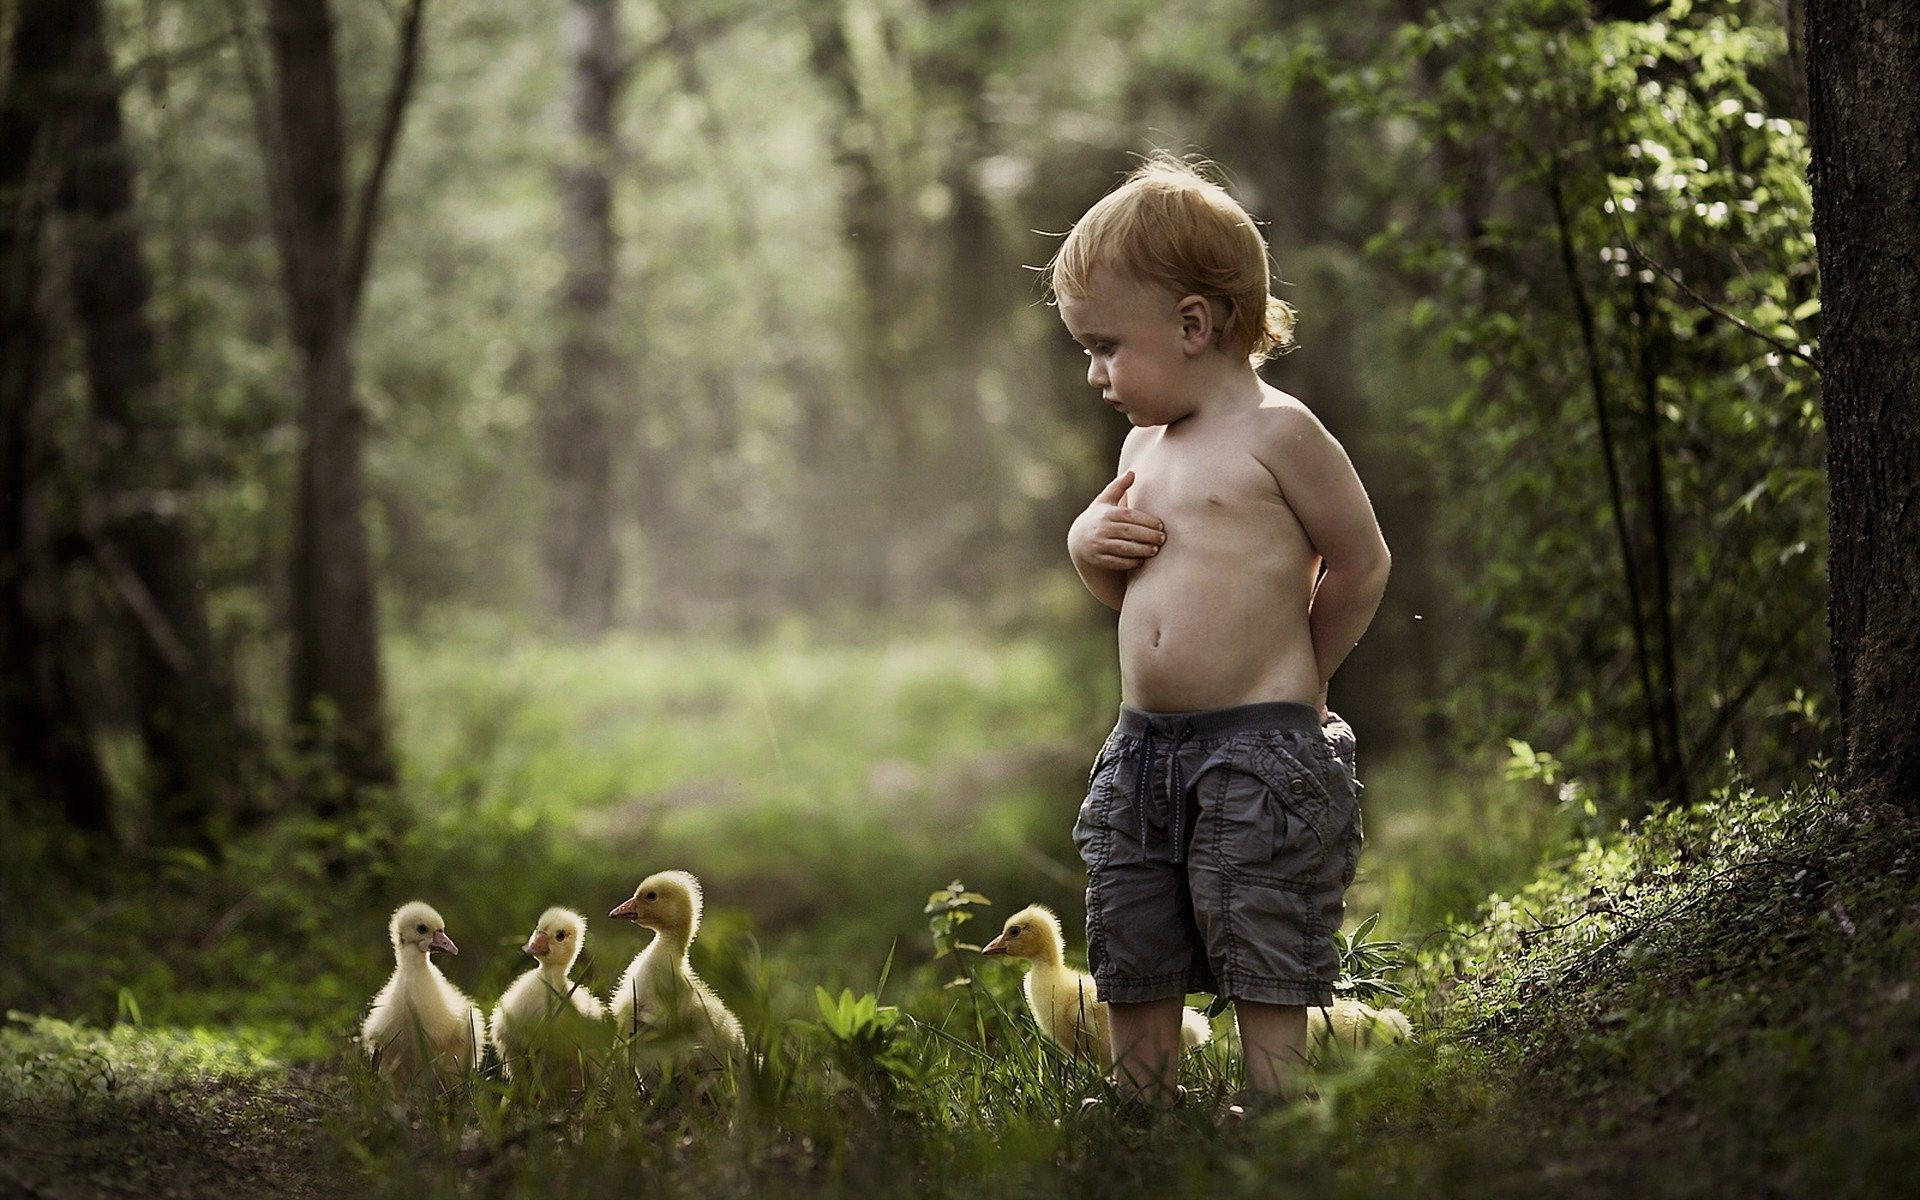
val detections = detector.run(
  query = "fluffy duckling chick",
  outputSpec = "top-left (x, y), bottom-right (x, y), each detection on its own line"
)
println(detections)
top-left (1308, 998), bottom-right (1413, 1052)
top-left (607, 871), bottom-right (744, 1051)
top-left (489, 907), bottom-right (608, 1080)
top-left (982, 904), bottom-right (1210, 1067)
top-left (362, 901), bottom-right (483, 1091)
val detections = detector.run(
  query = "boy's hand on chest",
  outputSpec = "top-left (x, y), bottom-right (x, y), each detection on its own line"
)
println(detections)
top-left (1073, 468), bottom-right (1168, 573)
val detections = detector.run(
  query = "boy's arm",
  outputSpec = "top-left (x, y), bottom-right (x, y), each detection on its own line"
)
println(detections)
top-left (1260, 407), bottom-right (1390, 701)
top-left (1069, 521), bottom-right (1131, 612)
top-left (1068, 432), bottom-right (1158, 612)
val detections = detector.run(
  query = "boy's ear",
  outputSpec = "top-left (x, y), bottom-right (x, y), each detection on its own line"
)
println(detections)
top-left (1175, 294), bottom-right (1215, 355)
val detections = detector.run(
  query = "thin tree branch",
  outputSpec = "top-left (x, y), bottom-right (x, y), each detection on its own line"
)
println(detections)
top-left (1631, 266), bottom-right (1686, 809)
top-left (1542, 155), bottom-right (1672, 794)
top-left (1612, 212), bottom-right (1821, 371)
top-left (1651, 612), bottom-right (1810, 807)
top-left (342, 0), bottom-right (428, 321)
top-left (82, 525), bottom-right (193, 676)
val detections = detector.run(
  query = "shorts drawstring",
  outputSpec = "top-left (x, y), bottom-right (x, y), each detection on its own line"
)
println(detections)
top-left (1167, 720), bottom-right (1195, 863)
top-left (1132, 719), bottom-right (1197, 863)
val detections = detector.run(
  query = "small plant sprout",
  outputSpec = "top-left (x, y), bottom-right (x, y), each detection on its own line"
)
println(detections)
top-left (925, 880), bottom-right (992, 961)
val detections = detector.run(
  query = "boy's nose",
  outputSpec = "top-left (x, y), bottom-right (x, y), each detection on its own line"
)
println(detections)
top-left (1087, 358), bottom-right (1107, 389)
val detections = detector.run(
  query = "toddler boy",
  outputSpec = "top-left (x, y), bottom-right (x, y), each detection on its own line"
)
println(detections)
top-left (1052, 155), bottom-right (1390, 1106)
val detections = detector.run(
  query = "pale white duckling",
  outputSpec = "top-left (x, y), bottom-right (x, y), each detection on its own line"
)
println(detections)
top-left (1308, 998), bottom-right (1413, 1052)
top-left (982, 904), bottom-right (1211, 1068)
top-left (362, 901), bottom-right (483, 1090)
top-left (489, 906), bottom-right (608, 1080)
top-left (607, 871), bottom-right (745, 1051)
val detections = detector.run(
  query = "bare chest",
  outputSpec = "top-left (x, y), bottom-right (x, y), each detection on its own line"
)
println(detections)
top-left (1127, 431), bottom-right (1286, 532)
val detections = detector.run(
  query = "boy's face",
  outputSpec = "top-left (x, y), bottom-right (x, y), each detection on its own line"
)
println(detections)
top-left (1057, 268), bottom-right (1203, 427)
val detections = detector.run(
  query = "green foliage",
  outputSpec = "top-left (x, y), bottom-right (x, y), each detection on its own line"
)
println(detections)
top-left (1332, 913), bottom-right (1405, 1003)
top-left (14, 779), bottom-right (1915, 1198)
top-left (924, 879), bottom-right (993, 960)
top-left (0, 1013), bottom-right (281, 1103)
top-left (1352, 0), bottom-right (1827, 815)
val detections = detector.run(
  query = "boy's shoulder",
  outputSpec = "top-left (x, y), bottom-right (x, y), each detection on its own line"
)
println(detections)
top-left (1251, 384), bottom-right (1321, 427)
top-left (1248, 386), bottom-right (1339, 458)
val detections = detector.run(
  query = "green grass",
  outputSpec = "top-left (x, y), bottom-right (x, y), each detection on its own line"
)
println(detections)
top-left (7, 629), bottom-right (1910, 1196)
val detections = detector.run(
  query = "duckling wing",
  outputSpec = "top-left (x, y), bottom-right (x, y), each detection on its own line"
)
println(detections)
top-left (687, 973), bottom-right (744, 1049)
top-left (362, 972), bottom-right (403, 1052)
top-left (1034, 968), bottom-right (1109, 1067)
top-left (566, 978), bottom-right (607, 1022)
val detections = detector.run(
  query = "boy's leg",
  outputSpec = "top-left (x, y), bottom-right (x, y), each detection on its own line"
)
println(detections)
top-left (1234, 1000), bottom-right (1308, 1097)
top-left (1109, 997), bottom-right (1186, 1103)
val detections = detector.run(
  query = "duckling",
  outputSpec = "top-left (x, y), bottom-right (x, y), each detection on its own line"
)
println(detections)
top-left (1308, 998), bottom-right (1413, 1051)
top-left (489, 906), bottom-right (607, 1081)
top-left (982, 904), bottom-right (1210, 1067)
top-left (607, 871), bottom-right (744, 1051)
top-left (362, 901), bottom-right (483, 1091)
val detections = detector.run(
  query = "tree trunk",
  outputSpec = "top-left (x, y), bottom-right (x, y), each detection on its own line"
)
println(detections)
top-left (55, 0), bottom-right (256, 841)
top-left (260, 0), bottom-right (395, 802)
top-left (0, 0), bottom-right (116, 833)
top-left (802, 0), bottom-right (921, 611)
top-left (543, 0), bottom-right (626, 636)
top-left (1804, 0), bottom-right (1920, 808)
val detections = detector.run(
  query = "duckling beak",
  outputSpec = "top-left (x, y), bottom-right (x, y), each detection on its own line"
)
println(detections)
top-left (429, 930), bottom-right (459, 955)
top-left (524, 929), bottom-right (552, 958)
top-left (609, 896), bottom-right (639, 921)
top-left (981, 932), bottom-right (1010, 956)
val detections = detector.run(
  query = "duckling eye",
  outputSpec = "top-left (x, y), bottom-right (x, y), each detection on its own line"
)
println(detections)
top-left (555, 930), bottom-right (567, 940)
top-left (416, 923), bottom-right (428, 935)
top-left (1009, 925), bottom-right (1023, 936)
top-left (644, 891), bottom-right (657, 902)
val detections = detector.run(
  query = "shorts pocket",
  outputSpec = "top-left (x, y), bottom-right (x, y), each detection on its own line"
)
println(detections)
top-left (1217, 872), bottom-right (1335, 993)
top-left (1072, 734), bottom-right (1129, 871)
top-left (1248, 734), bottom-right (1341, 851)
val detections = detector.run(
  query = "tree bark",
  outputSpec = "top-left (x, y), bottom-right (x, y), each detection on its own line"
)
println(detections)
top-left (1804, 0), bottom-right (1920, 808)
top-left (0, 0), bottom-right (116, 833)
top-left (543, 0), bottom-right (626, 635)
top-left (258, 0), bottom-right (409, 802)
top-left (55, 0), bottom-right (256, 840)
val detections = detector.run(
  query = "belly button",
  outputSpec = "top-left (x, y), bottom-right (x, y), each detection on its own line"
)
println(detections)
top-left (1207, 494), bottom-right (1222, 506)
top-left (1152, 628), bottom-right (1162, 648)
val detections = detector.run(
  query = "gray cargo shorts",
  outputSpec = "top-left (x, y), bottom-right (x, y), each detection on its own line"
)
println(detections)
top-left (1071, 701), bottom-right (1362, 1008)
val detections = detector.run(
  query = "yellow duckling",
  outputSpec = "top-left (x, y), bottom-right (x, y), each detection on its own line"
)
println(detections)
top-left (982, 904), bottom-right (1210, 1067)
top-left (607, 870), bottom-right (744, 1051)
top-left (489, 906), bottom-right (608, 1081)
top-left (362, 901), bottom-right (483, 1091)
top-left (1309, 998), bottom-right (1413, 1051)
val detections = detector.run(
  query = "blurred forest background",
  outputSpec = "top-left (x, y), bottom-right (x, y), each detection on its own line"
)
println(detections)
top-left (3, 0), bottom-right (1824, 845)
top-left (6, 0), bottom-right (1892, 1195)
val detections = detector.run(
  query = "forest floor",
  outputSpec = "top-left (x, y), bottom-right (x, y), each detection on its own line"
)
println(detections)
top-left (3, 635), bottom-right (1916, 1197)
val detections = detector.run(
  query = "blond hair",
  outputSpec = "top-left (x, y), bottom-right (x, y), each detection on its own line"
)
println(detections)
top-left (1047, 153), bottom-right (1296, 363)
